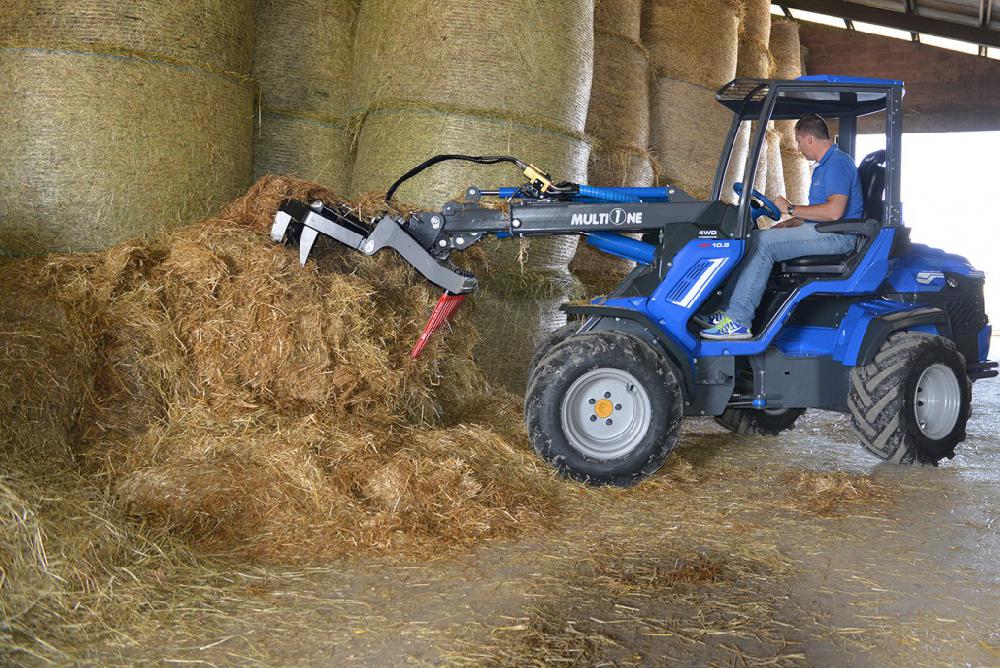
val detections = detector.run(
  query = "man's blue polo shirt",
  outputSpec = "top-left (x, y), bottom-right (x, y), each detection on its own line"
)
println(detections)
top-left (808, 145), bottom-right (864, 220)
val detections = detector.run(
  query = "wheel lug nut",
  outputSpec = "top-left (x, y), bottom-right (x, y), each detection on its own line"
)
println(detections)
top-left (604, 392), bottom-right (611, 398)
top-left (606, 419), bottom-right (613, 425)
top-left (590, 415), bottom-right (597, 422)
top-left (615, 404), bottom-right (622, 410)
top-left (589, 398), bottom-right (596, 404)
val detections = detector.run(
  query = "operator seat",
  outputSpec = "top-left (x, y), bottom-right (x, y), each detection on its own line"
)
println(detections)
top-left (779, 149), bottom-right (886, 274)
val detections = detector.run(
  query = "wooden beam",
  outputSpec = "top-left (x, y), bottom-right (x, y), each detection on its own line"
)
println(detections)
top-left (902, 0), bottom-right (920, 41)
top-left (780, 0), bottom-right (1000, 49)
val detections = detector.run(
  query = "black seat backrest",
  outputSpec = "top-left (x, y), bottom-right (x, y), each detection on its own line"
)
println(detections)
top-left (858, 149), bottom-right (886, 222)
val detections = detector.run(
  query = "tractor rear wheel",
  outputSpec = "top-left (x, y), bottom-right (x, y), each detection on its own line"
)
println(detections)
top-left (715, 407), bottom-right (806, 435)
top-left (848, 332), bottom-right (971, 465)
top-left (525, 331), bottom-right (683, 486)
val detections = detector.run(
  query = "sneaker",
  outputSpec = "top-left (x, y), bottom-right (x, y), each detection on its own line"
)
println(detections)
top-left (692, 309), bottom-right (727, 329)
top-left (700, 317), bottom-right (752, 340)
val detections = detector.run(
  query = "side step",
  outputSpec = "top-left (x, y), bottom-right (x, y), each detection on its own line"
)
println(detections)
top-left (967, 361), bottom-right (999, 380)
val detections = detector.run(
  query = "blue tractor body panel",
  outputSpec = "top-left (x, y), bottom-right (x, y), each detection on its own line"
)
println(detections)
top-left (887, 243), bottom-right (986, 293)
top-left (591, 228), bottom-right (940, 368)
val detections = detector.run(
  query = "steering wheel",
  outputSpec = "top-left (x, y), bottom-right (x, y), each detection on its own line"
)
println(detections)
top-left (733, 182), bottom-right (781, 223)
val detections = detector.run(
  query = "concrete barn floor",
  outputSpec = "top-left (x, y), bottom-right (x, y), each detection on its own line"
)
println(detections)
top-left (105, 376), bottom-right (1000, 667)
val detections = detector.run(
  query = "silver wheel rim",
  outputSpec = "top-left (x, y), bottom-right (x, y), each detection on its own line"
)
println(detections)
top-left (560, 368), bottom-right (652, 460)
top-left (914, 363), bottom-right (961, 440)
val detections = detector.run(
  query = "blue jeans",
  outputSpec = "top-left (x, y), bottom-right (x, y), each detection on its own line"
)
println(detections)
top-left (724, 224), bottom-right (856, 327)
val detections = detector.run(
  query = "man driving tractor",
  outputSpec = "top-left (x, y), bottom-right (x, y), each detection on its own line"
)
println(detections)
top-left (698, 113), bottom-right (865, 340)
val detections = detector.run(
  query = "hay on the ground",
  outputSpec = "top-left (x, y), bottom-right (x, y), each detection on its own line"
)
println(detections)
top-left (1, 175), bottom-right (569, 566)
top-left (779, 470), bottom-right (887, 516)
top-left (0, 176), bottom-right (579, 657)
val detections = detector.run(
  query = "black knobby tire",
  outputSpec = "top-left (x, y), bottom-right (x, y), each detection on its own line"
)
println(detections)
top-left (525, 331), bottom-right (683, 486)
top-left (528, 321), bottom-right (582, 378)
top-left (715, 407), bottom-right (806, 436)
top-left (848, 332), bottom-right (971, 465)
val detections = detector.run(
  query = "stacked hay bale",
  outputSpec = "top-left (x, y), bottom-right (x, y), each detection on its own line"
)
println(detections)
top-left (735, 0), bottom-right (773, 80)
top-left (643, 0), bottom-right (741, 199)
top-left (764, 126), bottom-right (786, 202)
top-left (0, 1), bottom-right (255, 255)
top-left (349, 0), bottom-right (594, 391)
top-left (252, 0), bottom-right (358, 192)
top-left (771, 18), bottom-right (812, 205)
top-left (727, 0), bottom-right (774, 198)
top-left (570, 0), bottom-right (653, 290)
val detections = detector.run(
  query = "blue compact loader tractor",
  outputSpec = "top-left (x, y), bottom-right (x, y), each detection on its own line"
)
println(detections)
top-left (271, 76), bottom-right (997, 486)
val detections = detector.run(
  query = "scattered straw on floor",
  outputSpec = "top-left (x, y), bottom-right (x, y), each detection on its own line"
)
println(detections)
top-left (780, 470), bottom-right (888, 516)
top-left (0, 175), bottom-right (571, 662)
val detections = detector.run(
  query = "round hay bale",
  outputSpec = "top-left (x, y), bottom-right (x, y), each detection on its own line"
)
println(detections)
top-left (778, 122), bottom-right (811, 204)
top-left (739, 0), bottom-right (773, 45)
top-left (253, 114), bottom-right (355, 195)
top-left (596, 0), bottom-right (642, 43)
top-left (572, 147), bottom-right (654, 286)
top-left (0, 0), bottom-right (254, 73)
top-left (470, 272), bottom-right (581, 393)
top-left (723, 123), bottom-right (749, 203)
top-left (769, 18), bottom-right (803, 80)
top-left (0, 1), bottom-right (255, 255)
top-left (252, 0), bottom-right (358, 187)
top-left (722, 122), bottom-right (769, 203)
top-left (642, 0), bottom-right (741, 89)
top-left (764, 126), bottom-right (785, 201)
top-left (253, 0), bottom-right (355, 118)
top-left (351, 107), bottom-right (589, 271)
top-left (351, 0), bottom-right (594, 134)
top-left (588, 147), bottom-right (655, 188)
top-left (576, 1), bottom-right (652, 285)
top-left (735, 0), bottom-right (774, 79)
top-left (650, 78), bottom-right (733, 197)
top-left (587, 32), bottom-right (651, 150)
top-left (0, 50), bottom-right (253, 255)
top-left (735, 38), bottom-right (774, 79)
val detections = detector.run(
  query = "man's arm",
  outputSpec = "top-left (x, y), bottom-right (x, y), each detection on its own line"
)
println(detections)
top-left (773, 194), bottom-right (848, 222)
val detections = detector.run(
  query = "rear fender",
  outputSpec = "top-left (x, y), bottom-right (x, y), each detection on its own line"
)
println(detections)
top-left (838, 301), bottom-right (951, 367)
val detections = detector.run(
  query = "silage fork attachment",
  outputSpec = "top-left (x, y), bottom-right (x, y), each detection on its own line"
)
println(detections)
top-left (270, 198), bottom-right (477, 358)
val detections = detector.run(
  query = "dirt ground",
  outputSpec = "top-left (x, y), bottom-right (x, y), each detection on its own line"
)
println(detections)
top-left (82, 375), bottom-right (1000, 667)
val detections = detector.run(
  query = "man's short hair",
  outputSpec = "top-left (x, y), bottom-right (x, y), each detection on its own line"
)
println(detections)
top-left (795, 113), bottom-right (831, 140)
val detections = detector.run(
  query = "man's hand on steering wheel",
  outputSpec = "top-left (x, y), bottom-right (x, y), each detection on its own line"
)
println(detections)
top-left (774, 195), bottom-right (793, 215)
top-left (732, 183), bottom-right (781, 224)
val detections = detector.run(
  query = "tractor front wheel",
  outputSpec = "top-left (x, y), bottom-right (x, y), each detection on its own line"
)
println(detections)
top-left (525, 331), bottom-right (683, 486)
top-left (848, 332), bottom-right (971, 465)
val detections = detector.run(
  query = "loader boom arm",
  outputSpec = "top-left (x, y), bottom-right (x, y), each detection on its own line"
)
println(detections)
top-left (271, 193), bottom-right (712, 294)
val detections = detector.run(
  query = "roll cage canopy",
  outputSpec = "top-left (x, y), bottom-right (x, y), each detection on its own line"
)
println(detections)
top-left (712, 75), bottom-right (905, 234)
